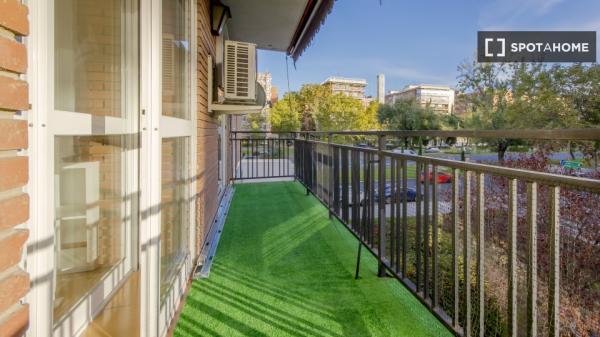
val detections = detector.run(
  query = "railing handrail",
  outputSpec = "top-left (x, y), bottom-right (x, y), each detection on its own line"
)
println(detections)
top-left (301, 139), bottom-right (600, 192)
top-left (293, 136), bottom-right (597, 337)
top-left (232, 128), bottom-right (600, 140)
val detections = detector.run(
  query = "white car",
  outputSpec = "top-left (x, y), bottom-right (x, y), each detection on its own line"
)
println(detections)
top-left (425, 147), bottom-right (440, 153)
top-left (392, 148), bottom-right (417, 155)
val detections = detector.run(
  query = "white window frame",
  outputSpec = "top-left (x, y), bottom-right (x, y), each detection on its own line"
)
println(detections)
top-left (27, 0), bottom-right (198, 336)
top-left (27, 0), bottom-right (140, 335)
top-left (140, 0), bottom-right (197, 336)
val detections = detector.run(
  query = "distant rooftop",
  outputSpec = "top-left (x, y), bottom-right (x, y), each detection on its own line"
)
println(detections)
top-left (322, 76), bottom-right (368, 86)
top-left (402, 84), bottom-right (452, 91)
top-left (387, 84), bottom-right (453, 96)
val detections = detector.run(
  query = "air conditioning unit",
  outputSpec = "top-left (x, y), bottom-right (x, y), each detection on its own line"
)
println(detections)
top-left (223, 40), bottom-right (257, 101)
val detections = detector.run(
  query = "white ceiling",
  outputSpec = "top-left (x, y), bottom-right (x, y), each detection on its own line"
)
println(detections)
top-left (222, 0), bottom-right (309, 51)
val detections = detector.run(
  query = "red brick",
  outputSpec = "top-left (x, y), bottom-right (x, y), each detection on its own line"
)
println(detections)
top-left (0, 303), bottom-right (28, 337)
top-left (0, 119), bottom-right (27, 150)
top-left (0, 0), bottom-right (29, 36)
top-left (0, 194), bottom-right (28, 229)
top-left (0, 76), bottom-right (28, 111)
top-left (0, 269), bottom-right (28, 314)
top-left (0, 230), bottom-right (28, 273)
top-left (0, 37), bottom-right (26, 74)
top-left (0, 157), bottom-right (27, 191)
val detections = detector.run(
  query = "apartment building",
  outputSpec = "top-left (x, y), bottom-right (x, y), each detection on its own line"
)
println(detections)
top-left (321, 76), bottom-right (367, 99)
top-left (0, 1), bottom-right (334, 336)
top-left (385, 84), bottom-right (455, 114)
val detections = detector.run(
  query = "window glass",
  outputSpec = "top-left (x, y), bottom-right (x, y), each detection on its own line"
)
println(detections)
top-left (162, 0), bottom-right (190, 119)
top-left (55, 0), bottom-right (123, 117)
top-left (53, 135), bottom-right (128, 322)
top-left (160, 137), bottom-right (190, 304)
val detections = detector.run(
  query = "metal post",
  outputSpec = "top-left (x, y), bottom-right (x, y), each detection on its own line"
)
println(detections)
top-left (328, 133), bottom-right (334, 219)
top-left (355, 242), bottom-right (362, 280)
top-left (378, 134), bottom-right (387, 277)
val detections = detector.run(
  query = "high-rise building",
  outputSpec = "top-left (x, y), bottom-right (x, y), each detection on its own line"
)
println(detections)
top-left (377, 74), bottom-right (385, 104)
top-left (385, 84), bottom-right (455, 114)
top-left (257, 72), bottom-right (273, 106)
top-left (321, 76), bottom-right (367, 99)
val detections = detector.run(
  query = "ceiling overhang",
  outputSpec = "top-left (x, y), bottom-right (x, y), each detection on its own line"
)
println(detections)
top-left (222, 0), bottom-right (335, 61)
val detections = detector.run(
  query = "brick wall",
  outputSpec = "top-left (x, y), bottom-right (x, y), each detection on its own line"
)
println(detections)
top-left (0, 0), bottom-right (30, 336)
top-left (195, 0), bottom-right (221, 254)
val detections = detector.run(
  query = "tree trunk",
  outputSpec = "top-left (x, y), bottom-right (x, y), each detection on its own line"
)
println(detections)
top-left (498, 142), bottom-right (509, 164)
top-left (568, 141), bottom-right (576, 160)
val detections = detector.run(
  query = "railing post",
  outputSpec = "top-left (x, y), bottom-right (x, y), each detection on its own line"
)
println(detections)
top-left (328, 133), bottom-right (333, 219)
top-left (378, 134), bottom-right (387, 277)
top-left (304, 133), bottom-right (310, 196)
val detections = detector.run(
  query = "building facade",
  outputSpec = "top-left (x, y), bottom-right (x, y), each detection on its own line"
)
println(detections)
top-left (385, 84), bottom-right (455, 114)
top-left (0, 1), bottom-right (333, 336)
top-left (321, 76), bottom-right (367, 99)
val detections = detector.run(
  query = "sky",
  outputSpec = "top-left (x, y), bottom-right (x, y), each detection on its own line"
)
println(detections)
top-left (257, 0), bottom-right (600, 98)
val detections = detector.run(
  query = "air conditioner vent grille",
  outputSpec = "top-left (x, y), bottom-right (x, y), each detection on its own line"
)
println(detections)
top-left (223, 40), bottom-right (256, 100)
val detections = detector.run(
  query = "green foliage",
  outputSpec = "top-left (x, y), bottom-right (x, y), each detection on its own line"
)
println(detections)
top-left (269, 93), bottom-right (301, 132)
top-left (268, 84), bottom-right (381, 132)
top-left (244, 112), bottom-right (268, 131)
top-left (457, 60), bottom-right (600, 161)
top-left (377, 99), bottom-right (440, 130)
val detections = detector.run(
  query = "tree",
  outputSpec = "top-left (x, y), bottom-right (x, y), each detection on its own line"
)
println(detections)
top-left (359, 101), bottom-right (381, 130)
top-left (244, 111), bottom-right (268, 131)
top-left (377, 99), bottom-right (440, 130)
top-left (268, 84), bottom-right (381, 132)
top-left (269, 93), bottom-right (301, 132)
top-left (457, 59), bottom-right (513, 162)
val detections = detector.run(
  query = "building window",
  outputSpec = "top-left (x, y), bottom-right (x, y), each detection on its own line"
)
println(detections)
top-left (160, 0), bottom-right (191, 305)
top-left (160, 137), bottom-right (190, 304)
top-left (55, 0), bottom-right (124, 117)
top-left (52, 0), bottom-right (139, 326)
top-left (162, 0), bottom-right (190, 120)
top-left (53, 136), bottom-right (129, 321)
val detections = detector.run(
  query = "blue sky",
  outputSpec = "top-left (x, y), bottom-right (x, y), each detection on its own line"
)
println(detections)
top-left (258, 0), bottom-right (600, 97)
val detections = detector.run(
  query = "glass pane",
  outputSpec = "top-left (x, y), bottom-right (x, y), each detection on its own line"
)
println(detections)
top-left (54, 0), bottom-right (123, 117)
top-left (162, 0), bottom-right (190, 119)
top-left (53, 135), bottom-right (129, 322)
top-left (160, 137), bottom-right (190, 304)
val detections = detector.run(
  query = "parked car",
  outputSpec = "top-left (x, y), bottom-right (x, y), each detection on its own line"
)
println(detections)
top-left (360, 184), bottom-right (419, 204)
top-left (425, 147), bottom-right (440, 153)
top-left (392, 148), bottom-right (417, 155)
top-left (419, 171), bottom-right (452, 184)
top-left (356, 142), bottom-right (369, 148)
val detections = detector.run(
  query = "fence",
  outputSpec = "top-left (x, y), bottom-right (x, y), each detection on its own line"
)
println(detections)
top-left (291, 129), bottom-right (600, 337)
top-left (230, 131), bottom-right (296, 180)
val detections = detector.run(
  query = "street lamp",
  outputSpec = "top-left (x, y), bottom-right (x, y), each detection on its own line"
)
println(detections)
top-left (210, 0), bottom-right (231, 36)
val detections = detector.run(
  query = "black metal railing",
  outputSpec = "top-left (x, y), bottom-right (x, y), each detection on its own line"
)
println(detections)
top-left (230, 131), bottom-right (296, 180)
top-left (292, 129), bottom-right (600, 337)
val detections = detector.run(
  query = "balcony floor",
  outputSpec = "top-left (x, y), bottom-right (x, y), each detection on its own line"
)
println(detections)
top-left (174, 182), bottom-right (451, 337)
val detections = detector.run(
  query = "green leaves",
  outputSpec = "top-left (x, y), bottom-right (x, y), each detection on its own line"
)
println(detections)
top-left (377, 99), bottom-right (441, 131)
top-left (269, 84), bottom-right (381, 132)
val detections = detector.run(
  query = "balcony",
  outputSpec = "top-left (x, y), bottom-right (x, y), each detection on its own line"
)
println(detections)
top-left (175, 129), bottom-right (600, 337)
top-left (174, 182), bottom-right (451, 337)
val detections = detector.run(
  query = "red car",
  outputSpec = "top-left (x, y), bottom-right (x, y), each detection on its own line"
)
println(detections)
top-left (419, 171), bottom-right (452, 184)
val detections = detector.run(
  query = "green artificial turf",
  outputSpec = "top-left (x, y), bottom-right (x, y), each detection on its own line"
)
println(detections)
top-left (174, 181), bottom-right (452, 337)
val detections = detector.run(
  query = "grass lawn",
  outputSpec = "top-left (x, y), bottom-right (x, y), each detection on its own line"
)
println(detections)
top-left (174, 182), bottom-right (452, 337)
